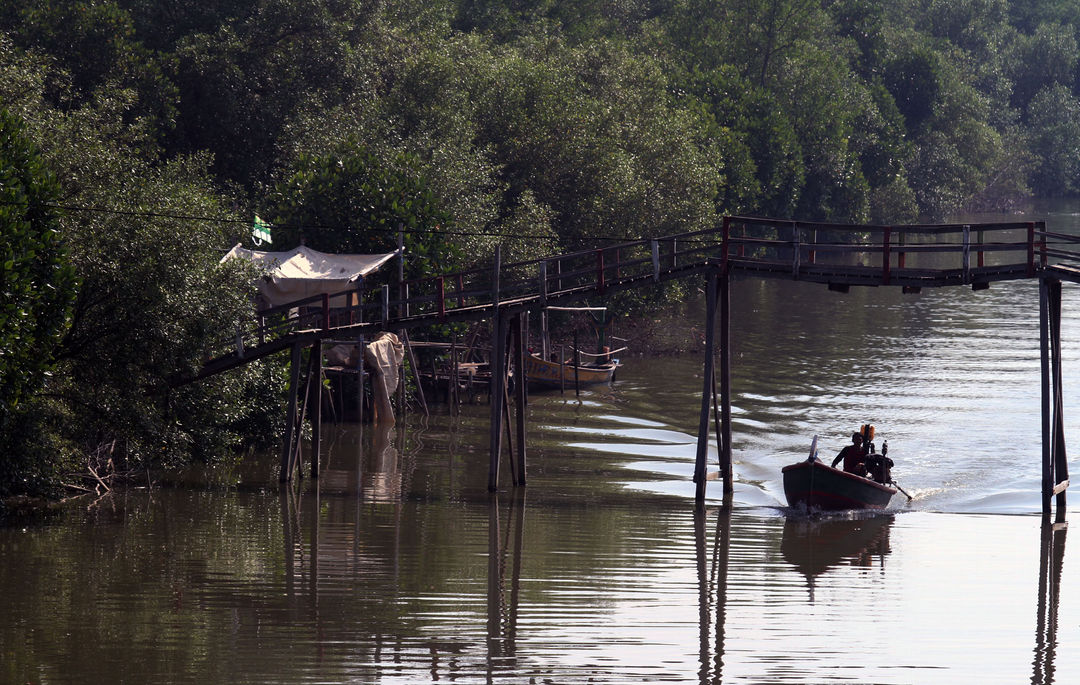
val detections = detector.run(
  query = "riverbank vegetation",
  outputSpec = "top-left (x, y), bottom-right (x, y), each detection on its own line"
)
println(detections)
top-left (4, 0), bottom-right (1080, 501)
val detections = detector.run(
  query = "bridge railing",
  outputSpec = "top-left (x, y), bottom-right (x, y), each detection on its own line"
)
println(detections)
top-left (206, 216), bottom-right (1080, 365)
top-left (721, 217), bottom-right (1048, 287)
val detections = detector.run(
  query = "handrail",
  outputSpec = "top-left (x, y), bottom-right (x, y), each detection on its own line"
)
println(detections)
top-left (204, 216), bottom-right (1068, 373)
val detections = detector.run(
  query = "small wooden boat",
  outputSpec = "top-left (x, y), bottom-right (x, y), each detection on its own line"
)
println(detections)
top-left (782, 436), bottom-right (896, 511)
top-left (524, 353), bottom-right (617, 389)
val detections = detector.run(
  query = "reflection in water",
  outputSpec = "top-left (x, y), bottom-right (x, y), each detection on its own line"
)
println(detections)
top-left (780, 514), bottom-right (894, 602)
top-left (487, 493), bottom-right (526, 679)
top-left (315, 422), bottom-right (404, 501)
top-left (1034, 519), bottom-right (1067, 685)
top-left (696, 504), bottom-right (732, 685)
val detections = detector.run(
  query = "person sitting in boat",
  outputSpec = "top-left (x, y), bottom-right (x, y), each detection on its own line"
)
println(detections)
top-left (831, 432), bottom-right (868, 477)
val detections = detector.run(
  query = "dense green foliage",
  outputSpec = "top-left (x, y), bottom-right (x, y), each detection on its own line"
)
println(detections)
top-left (4, 0), bottom-right (1080, 498)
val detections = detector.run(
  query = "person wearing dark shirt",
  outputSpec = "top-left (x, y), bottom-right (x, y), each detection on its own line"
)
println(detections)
top-left (832, 432), bottom-right (867, 476)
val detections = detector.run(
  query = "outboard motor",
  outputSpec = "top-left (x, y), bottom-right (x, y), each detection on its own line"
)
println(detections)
top-left (865, 440), bottom-right (893, 484)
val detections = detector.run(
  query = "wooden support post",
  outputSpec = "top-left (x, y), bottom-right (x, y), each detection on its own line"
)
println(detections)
top-left (492, 244), bottom-right (501, 308)
top-left (883, 227), bottom-right (892, 286)
top-left (396, 342), bottom-right (406, 423)
top-left (695, 271), bottom-right (712, 501)
top-left (791, 222), bottom-right (800, 278)
top-left (712, 365), bottom-right (723, 469)
top-left (289, 344), bottom-right (320, 479)
top-left (397, 227), bottom-right (405, 317)
top-left (1049, 279), bottom-right (1069, 517)
top-left (559, 344), bottom-right (565, 394)
top-left (1029, 222), bottom-right (1037, 277)
top-left (652, 240), bottom-right (660, 282)
top-left (962, 225), bottom-right (971, 285)
top-left (695, 271), bottom-right (718, 504)
top-left (311, 339), bottom-right (322, 478)
top-left (488, 313), bottom-right (507, 491)
top-left (357, 337), bottom-right (365, 426)
top-left (451, 336), bottom-right (460, 417)
top-left (280, 342), bottom-right (303, 482)
top-left (573, 329), bottom-right (581, 397)
top-left (721, 216), bottom-right (730, 268)
top-left (540, 310), bottom-right (549, 361)
top-left (503, 374), bottom-right (516, 485)
top-left (381, 284), bottom-right (389, 325)
top-left (539, 261), bottom-right (548, 307)
top-left (719, 266), bottom-right (733, 495)
top-left (513, 313), bottom-right (528, 486)
top-left (402, 330), bottom-right (428, 417)
top-left (1041, 278), bottom-right (1053, 515)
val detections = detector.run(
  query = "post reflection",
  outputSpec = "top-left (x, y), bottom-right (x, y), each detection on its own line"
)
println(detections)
top-left (316, 422), bottom-right (403, 501)
top-left (486, 492), bottom-right (526, 679)
top-left (779, 514), bottom-right (894, 603)
top-left (1033, 518), bottom-right (1067, 685)
top-left (696, 501), bottom-right (732, 685)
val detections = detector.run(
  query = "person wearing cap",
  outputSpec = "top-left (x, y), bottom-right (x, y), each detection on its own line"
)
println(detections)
top-left (832, 432), bottom-right (868, 476)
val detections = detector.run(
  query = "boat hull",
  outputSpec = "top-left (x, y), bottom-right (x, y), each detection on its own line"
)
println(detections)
top-left (782, 459), bottom-right (896, 511)
top-left (524, 353), bottom-right (616, 388)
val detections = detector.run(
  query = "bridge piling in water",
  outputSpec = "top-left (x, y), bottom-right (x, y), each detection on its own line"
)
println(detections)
top-left (1041, 276), bottom-right (1071, 520)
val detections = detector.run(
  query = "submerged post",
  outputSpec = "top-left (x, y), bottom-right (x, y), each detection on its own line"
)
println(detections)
top-left (488, 313), bottom-right (507, 491)
top-left (1047, 279), bottom-right (1069, 517)
top-left (513, 313), bottom-right (528, 486)
top-left (695, 270), bottom-right (718, 503)
top-left (719, 265), bottom-right (733, 495)
top-left (1041, 277), bottom-right (1055, 515)
top-left (280, 342), bottom-right (304, 482)
top-left (311, 339), bottom-right (322, 478)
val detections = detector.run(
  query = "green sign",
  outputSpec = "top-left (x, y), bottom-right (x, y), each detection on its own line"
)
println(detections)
top-left (252, 215), bottom-right (272, 245)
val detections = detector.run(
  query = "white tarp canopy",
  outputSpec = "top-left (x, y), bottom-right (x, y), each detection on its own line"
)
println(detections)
top-left (222, 243), bottom-right (400, 307)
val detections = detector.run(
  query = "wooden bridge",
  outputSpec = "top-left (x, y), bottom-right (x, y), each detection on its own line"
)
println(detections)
top-left (181, 215), bottom-right (1080, 518)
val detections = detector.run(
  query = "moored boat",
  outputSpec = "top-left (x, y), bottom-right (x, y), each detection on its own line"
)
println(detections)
top-left (782, 435), bottom-right (898, 511)
top-left (524, 352), bottom-right (617, 389)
